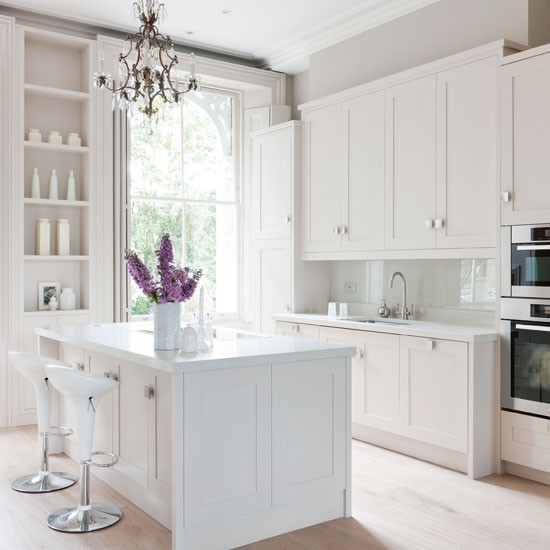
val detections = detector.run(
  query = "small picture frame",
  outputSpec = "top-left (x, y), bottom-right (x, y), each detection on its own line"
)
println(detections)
top-left (38, 281), bottom-right (61, 310)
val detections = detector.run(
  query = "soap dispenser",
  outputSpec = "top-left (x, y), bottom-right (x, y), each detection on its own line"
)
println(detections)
top-left (378, 299), bottom-right (391, 318)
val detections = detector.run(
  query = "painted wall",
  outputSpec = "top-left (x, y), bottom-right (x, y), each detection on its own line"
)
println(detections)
top-left (308, 0), bottom-right (537, 100)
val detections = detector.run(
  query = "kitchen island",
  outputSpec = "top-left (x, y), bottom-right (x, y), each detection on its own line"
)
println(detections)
top-left (36, 322), bottom-right (355, 550)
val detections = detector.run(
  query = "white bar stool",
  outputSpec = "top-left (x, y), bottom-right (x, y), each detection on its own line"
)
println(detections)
top-left (8, 351), bottom-right (77, 493)
top-left (44, 365), bottom-right (122, 533)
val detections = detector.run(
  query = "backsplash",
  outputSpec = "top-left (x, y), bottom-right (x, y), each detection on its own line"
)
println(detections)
top-left (329, 259), bottom-right (496, 326)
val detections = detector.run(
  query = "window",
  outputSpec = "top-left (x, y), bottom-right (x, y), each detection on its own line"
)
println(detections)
top-left (127, 89), bottom-right (239, 318)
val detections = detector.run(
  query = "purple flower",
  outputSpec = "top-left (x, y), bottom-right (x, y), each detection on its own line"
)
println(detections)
top-left (124, 234), bottom-right (202, 304)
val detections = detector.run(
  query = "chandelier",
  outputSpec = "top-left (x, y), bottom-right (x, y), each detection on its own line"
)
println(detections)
top-left (93, 0), bottom-right (199, 118)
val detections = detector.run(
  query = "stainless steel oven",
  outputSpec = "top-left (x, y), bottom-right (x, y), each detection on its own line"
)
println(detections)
top-left (502, 225), bottom-right (550, 298)
top-left (501, 297), bottom-right (550, 418)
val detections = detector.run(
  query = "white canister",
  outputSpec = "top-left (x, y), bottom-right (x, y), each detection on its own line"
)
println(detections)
top-left (31, 168), bottom-right (40, 199)
top-left (59, 288), bottom-right (76, 310)
top-left (48, 131), bottom-right (62, 145)
top-left (56, 219), bottom-right (70, 255)
top-left (67, 133), bottom-right (81, 147)
top-left (28, 128), bottom-right (41, 143)
top-left (48, 295), bottom-right (58, 311)
top-left (35, 218), bottom-right (50, 255)
top-left (49, 170), bottom-right (58, 200)
top-left (66, 171), bottom-right (76, 201)
top-left (180, 324), bottom-right (198, 353)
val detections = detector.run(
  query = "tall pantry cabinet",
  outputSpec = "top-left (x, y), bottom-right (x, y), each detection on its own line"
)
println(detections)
top-left (9, 26), bottom-right (98, 426)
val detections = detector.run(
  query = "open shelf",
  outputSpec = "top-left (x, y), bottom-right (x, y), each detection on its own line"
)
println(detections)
top-left (24, 141), bottom-right (90, 154)
top-left (23, 309), bottom-right (90, 317)
top-left (24, 83), bottom-right (89, 102)
top-left (24, 255), bottom-right (90, 261)
top-left (24, 198), bottom-right (90, 207)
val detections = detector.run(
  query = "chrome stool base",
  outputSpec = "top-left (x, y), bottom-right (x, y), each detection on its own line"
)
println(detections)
top-left (12, 471), bottom-right (77, 493)
top-left (47, 504), bottom-right (122, 532)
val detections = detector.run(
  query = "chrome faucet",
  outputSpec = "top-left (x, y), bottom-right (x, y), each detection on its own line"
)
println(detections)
top-left (389, 271), bottom-right (413, 320)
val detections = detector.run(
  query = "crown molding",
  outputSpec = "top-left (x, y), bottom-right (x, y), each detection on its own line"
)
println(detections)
top-left (261, 0), bottom-right (440, 74)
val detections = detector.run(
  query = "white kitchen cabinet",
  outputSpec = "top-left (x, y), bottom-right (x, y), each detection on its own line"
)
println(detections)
top-left (272, 357), bottom-right (347, 506)
top-left (302, 104), bottom-right (342, 253)
top-left (276, 321), bottom-right (320, 339)
top-left (358, 331), bottom-right (400, 433)
top-left (252, 122), bottom-right (329, 334)
top-left (399, 336), bottom-right (468, 452)
top-left (501, 48), bottom-right (550, 225)
top-left (436, 57), bottom-right (497, 248)
top-left (385, 75), bottom-right (437, 251)
top-left (302, 92), bottom-right (385, 254)
top-left (501, 410), bottom-right (550, 473)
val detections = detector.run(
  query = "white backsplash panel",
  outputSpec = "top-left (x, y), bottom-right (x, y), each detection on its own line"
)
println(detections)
top-left (329, 259), bottom-right (495, 325)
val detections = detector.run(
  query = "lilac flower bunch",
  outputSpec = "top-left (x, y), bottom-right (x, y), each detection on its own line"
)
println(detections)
top-left (124, 234), bottom-right (202, 304)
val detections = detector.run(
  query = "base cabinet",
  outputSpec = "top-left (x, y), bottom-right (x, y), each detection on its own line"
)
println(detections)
top-left (501, 410), bottom-right (550, 473)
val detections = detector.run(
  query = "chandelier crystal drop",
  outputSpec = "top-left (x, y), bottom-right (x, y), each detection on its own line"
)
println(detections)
top-left (93, 0), bottom-right (199, 118)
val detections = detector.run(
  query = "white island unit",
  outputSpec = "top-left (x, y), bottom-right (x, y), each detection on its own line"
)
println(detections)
top-left (35, 322), bottom-right (355, 550)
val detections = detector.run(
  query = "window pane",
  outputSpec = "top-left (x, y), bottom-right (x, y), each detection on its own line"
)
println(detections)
top-left (183, 92), bottom-right (234, 202)
top-left (130, 200), bottom-right (183, 316)
top-left (185, 203), bottom-right (238, 314)
top-left (130, 103), bottom-right (183, 198)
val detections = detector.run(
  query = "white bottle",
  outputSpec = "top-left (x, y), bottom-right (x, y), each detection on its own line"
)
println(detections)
top-left (59, 288), bottom-right (76, 310)
top-left (196, 320), bottom-right (210, 351)
top-left (49, 170), bottom-right (58, 200)
top-left (180, 324), bottom-right (197, 353)
top-left (56, 218), bottom-right (70, 255)
top-left (66, 171), bottom-right (76, 201)
top-left (35, 218), bottom-right (50, 255)
top-left (31, 168), bottom-right (40, 199)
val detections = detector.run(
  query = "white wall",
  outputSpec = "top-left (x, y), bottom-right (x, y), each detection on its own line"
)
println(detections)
top-left (308, 0), bottom-right (536, 100)
top-left (290, 70), bottom-right (309, 119)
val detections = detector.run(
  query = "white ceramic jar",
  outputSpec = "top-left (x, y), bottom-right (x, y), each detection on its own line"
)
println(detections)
top-left (48, 130), bottom-right (62, 145)
top-left (59, 288), bottom-right (76, 310)
top-left (35, 218), bottom-right (50, 255)
top-left (67, 133), bottom-right (81, 147)
top-left (56, 218), bottom-right (70, 255)
top-left (28, 128), bottom-right (41, 143)
top-left (180, 324), bottom-right (198, 353)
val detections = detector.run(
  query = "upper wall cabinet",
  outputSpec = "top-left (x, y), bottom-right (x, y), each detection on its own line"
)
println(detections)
top-left (300, 41), bottom-right (510, 260)
top-left (302, 91), bottom-right (385, 254)
top-left (501, 48), bottom-right (550, 225)
top-left (385, 75), bottom-right (437, 250)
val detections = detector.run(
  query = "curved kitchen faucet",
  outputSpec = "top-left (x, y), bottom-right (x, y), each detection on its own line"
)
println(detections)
top-left (389, 271), bottom-right (414, 320)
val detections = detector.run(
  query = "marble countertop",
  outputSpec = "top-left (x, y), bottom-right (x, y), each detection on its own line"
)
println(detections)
top-left (36, 322), bottom-right (356, 374)
top-left (273, 313), bottom-right (497, 343)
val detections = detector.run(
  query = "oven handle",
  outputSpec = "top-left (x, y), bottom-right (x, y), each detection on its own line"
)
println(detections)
top-left (516, 244), bottom-right (550, 250)
top-left (516, 323), bottom-right (550, 332)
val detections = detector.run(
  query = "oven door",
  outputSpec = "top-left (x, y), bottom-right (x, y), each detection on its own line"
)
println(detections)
top-left (501, 319), bottom-right (550, 418)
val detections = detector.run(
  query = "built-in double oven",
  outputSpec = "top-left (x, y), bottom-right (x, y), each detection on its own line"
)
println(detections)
top-left (501, 225), bottom-right (550, 418)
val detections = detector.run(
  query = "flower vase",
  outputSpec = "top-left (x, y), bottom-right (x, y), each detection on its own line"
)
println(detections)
top-left (153, 302), bottom-right (181, 350)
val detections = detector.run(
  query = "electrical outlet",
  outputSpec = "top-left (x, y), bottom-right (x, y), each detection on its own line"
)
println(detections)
top-left (344, 281), bottom-right (356, 294)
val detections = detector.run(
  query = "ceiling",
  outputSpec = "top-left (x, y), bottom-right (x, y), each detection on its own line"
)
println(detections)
top-left (0, 0), bottom-right (439, 73)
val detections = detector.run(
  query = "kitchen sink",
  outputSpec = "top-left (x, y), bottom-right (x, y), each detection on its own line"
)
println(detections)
top-left (347, 318), bottom-right (411, 327)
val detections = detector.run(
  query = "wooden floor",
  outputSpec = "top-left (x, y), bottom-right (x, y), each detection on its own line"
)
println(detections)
top-left (2, 427), bottom-right (550, 550)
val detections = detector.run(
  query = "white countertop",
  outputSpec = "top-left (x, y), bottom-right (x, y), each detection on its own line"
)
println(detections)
top-left (36, 322), bottom-right (356, 374)
top-left (273, 313), bottom-right (497, 343)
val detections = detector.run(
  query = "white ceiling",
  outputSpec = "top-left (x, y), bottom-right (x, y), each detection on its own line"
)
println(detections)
top-left (1, 0), bottom-right (439, 73)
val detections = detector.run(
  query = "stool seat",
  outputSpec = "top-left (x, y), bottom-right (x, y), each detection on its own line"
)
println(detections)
top-left (45, 365), bottom-right (122, 533)
top-left (8, 351), bottom-right (77, 493)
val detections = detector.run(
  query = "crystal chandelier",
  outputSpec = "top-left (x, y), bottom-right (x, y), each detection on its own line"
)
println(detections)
top-left (93, 0), bottom-right (199, 118)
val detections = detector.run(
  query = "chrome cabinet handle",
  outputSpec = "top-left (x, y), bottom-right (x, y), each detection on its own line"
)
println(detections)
top-left (425, 219), bottom-right (434, 230)
top-left (284, 214), bottom-right (291, 223)
top-left (425, 340), bottom-right (434, 350)
top-left (104, 371), bottom-right (119, 381)
top-left (355, 348), bottom-right (364, 360)
top-left (292, 324), bottom-right (299, 333)
top-left (517, 245), bottom-right (550, 251)
top-left (501, 192), bottom-right (512, 203)
top-left (434, 219), bottom-right (444, 229)
top-left (76, 362), bottom-right (84, 371)
top-left (340, 226), bottom-right (348, 235)
top-left (144, 386), bottom-right (154, 399)
top-left (333, 226), bottom-right (340, 235)
top-left (516, 323), bottom-right (550, 332)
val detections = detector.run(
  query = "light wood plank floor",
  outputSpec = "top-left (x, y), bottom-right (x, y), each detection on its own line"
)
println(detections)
top-left (2, 426), bottom-right (550, 549)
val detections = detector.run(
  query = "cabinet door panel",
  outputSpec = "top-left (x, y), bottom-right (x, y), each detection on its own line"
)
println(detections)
top-left (272, 357), bottom-right (346, 505)
top-left (357, 332), bottom-right (400, 432)
top-left (184, 365), bottom-right (271, 526)
top-left (253, 126), bottom-right (293, 240)
top-left (437, 57), bottom-right (496, 248)
top-left (501, 53), bottom-right (550, 225)
top-left (302, 105), bottom-right (342, 252)
top-left (254, 240), bottom-right (291, 334)
top-left (342, 92), bottom-right (385, 251)
top-left (400, 336), bottom-right (468, 452)
top-left (385, 76), bottom-right (437, 250)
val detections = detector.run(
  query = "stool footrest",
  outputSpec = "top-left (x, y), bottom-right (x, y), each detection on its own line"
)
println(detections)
top-left (44, 425), bottom-right (73, 438)
top-left (89, 451), bottom-right (119, 468)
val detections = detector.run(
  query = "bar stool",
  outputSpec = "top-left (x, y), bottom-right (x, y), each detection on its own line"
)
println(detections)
top-left (8, 351), bottom-right (77, 493)
top-left (44, 365), bottom-right (122, 533)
